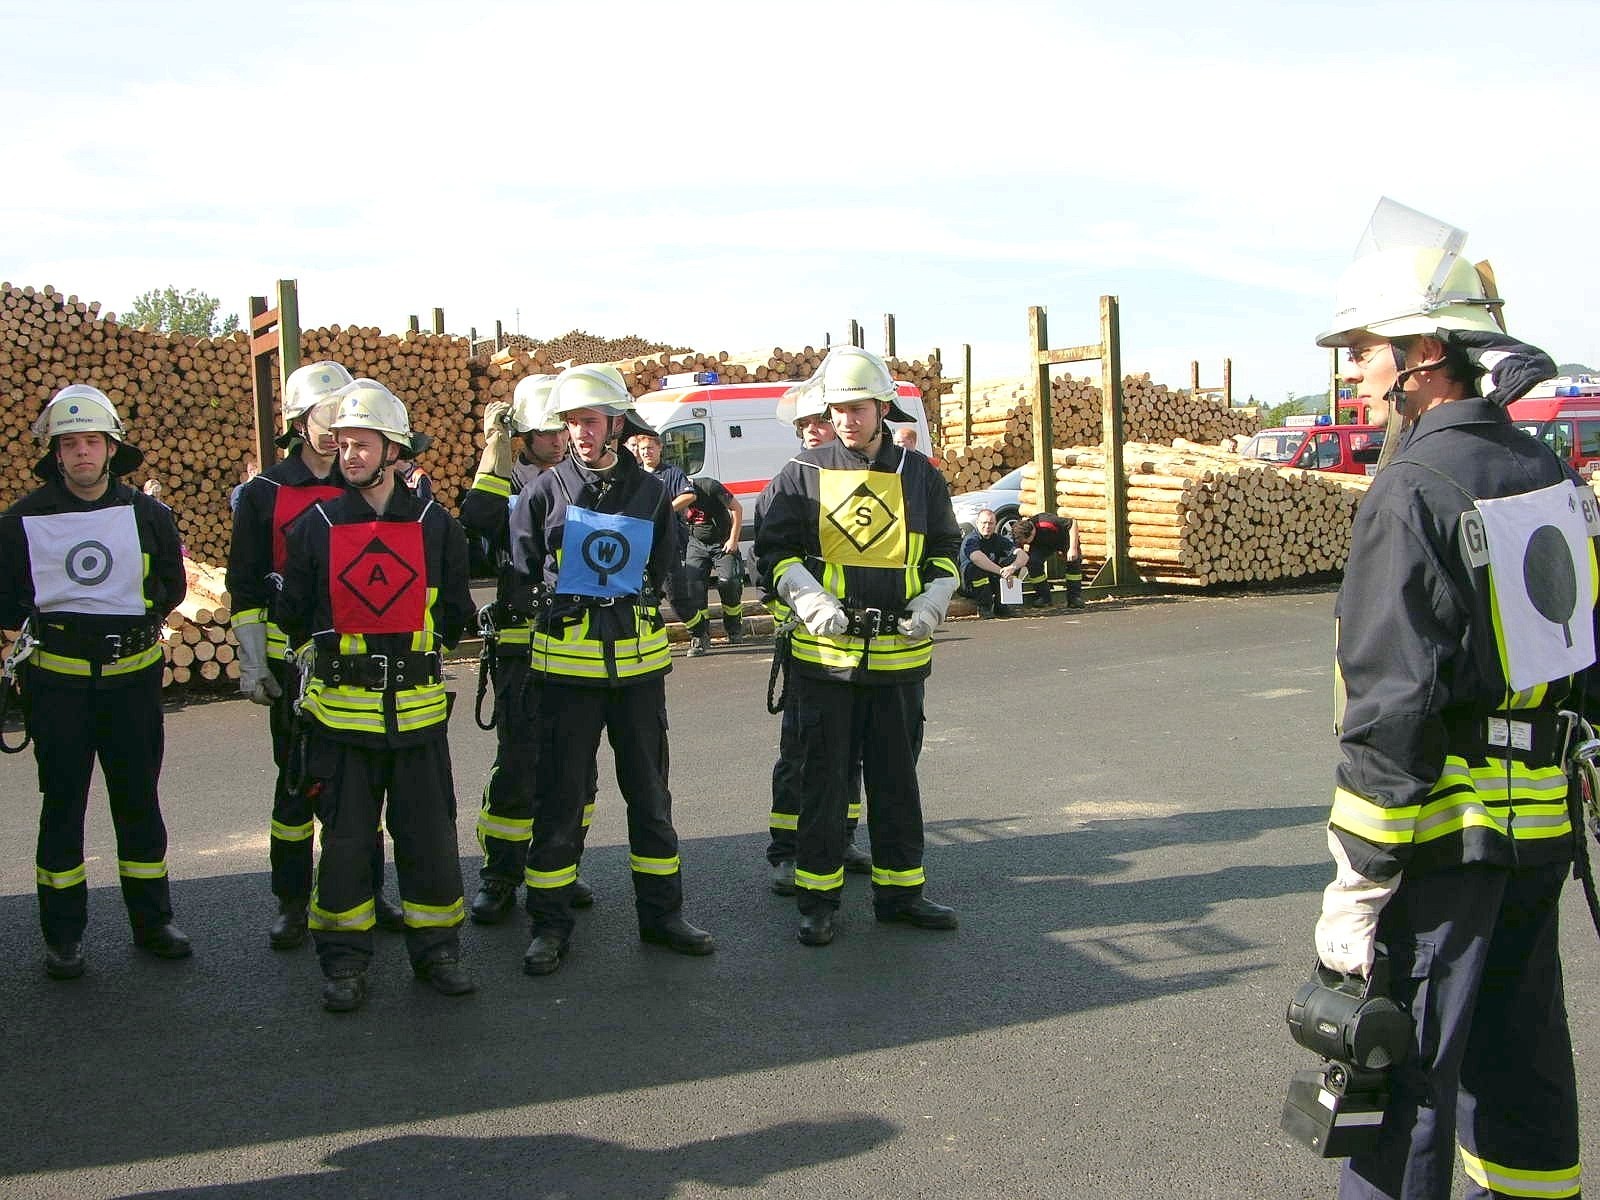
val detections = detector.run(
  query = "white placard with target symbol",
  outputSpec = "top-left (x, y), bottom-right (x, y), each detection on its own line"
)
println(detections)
top-left (22, 507), bottom-right (146, 615)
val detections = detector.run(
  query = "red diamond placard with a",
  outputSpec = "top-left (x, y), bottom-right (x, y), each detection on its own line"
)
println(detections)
top-left (328, 521), bottom-right (426, 634)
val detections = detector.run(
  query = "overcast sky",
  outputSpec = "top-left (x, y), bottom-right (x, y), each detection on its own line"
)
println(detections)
top-left (3, 0), bottom-right (1596, 406)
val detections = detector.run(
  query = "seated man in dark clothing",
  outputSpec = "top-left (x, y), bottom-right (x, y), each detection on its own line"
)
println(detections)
top-left (1010, 514), bottom-right (1084, 608)
top-left (958, 508), bottom-right (1026, 617)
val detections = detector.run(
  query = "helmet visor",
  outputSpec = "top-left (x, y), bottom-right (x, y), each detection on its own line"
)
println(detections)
top-left (304, 395), bottom-right (342, 451)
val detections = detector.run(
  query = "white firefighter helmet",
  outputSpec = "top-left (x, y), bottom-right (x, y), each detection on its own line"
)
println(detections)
top-left (33, 384), bottom-right (126, 444)
top-left (815, 346), bottom-right (916, 422)
top-left (283, 360), bottom-right (354, 424)
top-left (510, 373), bottom-right (563, 434)
top-left (1317, 197), bottom-right (1505, 348)
top-left (549, 363), bottom-right (634, 418)
top-left (329, 378), bottom-right (418, 452)
top-left (32, 384), bottom-right (143, 475)
top-left (776, 377), bottom-right (829, 425)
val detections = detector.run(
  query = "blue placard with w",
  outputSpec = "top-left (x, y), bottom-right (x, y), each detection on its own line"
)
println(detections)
top-left (556, 506), bottom-right (654, 598)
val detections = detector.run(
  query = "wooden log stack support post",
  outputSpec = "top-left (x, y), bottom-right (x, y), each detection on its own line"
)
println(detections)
top-left (1028, 297), bottom-right (1143, 594)
top-left (883, 313), bottom-right (897, 359)
top-left (247, 279), bottom-right (301, 470)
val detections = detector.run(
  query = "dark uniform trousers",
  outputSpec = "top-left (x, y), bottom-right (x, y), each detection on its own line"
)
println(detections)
top-left (681, 537), bottom-right (745, 637)
top-left (477, 652), bottom-right (598, 884)
top-left (960, 563), bottom-right (1001, 613)
top-left (31, 669), bottom-right (172, 944)
top-left (523, 676), bottom-right (681, 939)
top-left (1340, 863), bottom-right (1580, 1200)
top-left (307, 731), bottom-right (464, 974)
top-left (267, 657), bottom-right (384, 902)
top-left (1024, 549), bottom-right (1082, 605)
top-left (788, 671), bottom-right (926, 916)
top-left (768, 699), bottom-right (865, 865)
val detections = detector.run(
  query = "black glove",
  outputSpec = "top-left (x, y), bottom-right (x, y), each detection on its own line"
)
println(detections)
top-left (1440, 329), bottom-right (1557, 407)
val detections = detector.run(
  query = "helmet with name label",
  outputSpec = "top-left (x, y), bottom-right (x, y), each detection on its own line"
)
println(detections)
top-left (32, 384), bottom-right (143, 477)
top-left (815, 347), bottom-right (915, 422)
top-left (549, 363), bottom-right (635, 418)
top-left (329, 378), bottom-right (425, 455)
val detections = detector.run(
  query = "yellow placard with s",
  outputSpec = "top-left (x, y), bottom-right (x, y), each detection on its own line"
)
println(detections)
top-left (818, 469), bottom-right (908, 567)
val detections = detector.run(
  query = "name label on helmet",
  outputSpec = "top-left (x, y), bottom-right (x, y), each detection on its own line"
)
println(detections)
top-left (328, 520), bottom-right (426, 635)
top-left (1469, 479), bottom-right (1599, 691)
top-left (818, 469), bottom-right (907, 568)
top-left (556, 507), bottom-right (652, 598)
top-left (272, 483), bottom-right (343, 573)
top-left (24, 507), bottom-right (146, 616)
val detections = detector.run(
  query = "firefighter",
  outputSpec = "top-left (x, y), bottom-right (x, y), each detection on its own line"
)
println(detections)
top-left (625, 425), bottom-right (695, 632)
top-left (0, 385), bottom-right (190, 978)
top-left (755, 347), bottom-right (963, 947)
top-left (460, 373), bottom-right (596, 923)
top-left (277, 379), bottom-right (476, 1012)
top-left (959, 508), bottom-right (1028, 618)
top-left (227, 360), bottom-right (404, 949)
top-left (508, 363), bottom-right (715, 975)
top-left (761, 379), bottom-right (870, 892)
top-left (678, 473), bottom-right (746, 657)
top-left (1009, 513), bottom-right (1083, 608)
top-left (1308, 199), bottom-right (1588, 1198)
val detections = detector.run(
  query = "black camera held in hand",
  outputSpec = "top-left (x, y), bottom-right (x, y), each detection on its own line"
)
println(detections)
top-left (1282, 952), bottom-right (1412, 1158)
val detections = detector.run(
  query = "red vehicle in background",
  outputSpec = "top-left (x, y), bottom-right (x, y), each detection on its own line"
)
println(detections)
top-left (1507, 376), bottom-right (1600, 479)
top-left (1242, 420), bottom-right (1386, 476)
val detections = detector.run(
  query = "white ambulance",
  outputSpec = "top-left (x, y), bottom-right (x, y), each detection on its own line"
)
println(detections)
top-left (630, 378), bottom-right (935, 540)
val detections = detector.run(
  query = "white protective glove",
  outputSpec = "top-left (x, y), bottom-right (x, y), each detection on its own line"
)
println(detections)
top-left (897, 576), bottom-right (959, 641)
top-left (478, 402), bottom-right (514, 478)
top-left (1313, 828), bottom-right (1400, 978)
top-left (777, 565), bottom-right (849, 638)
top-left (233, 621), bottom-right (281, 707)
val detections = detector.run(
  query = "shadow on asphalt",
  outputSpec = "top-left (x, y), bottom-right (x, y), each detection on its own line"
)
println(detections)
top-left (0, 804), bottom-right (1328, 1181)
top-left (132, 1121), bottom-right (898, 1199)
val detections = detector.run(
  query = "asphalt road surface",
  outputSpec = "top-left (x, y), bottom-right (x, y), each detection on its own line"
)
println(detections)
top-left (2, 589), bottom-right (1597, 1199)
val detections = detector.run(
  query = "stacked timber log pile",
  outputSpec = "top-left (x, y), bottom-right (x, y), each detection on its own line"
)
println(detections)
top-left (937, 374), bottom-right (1258, 491)
top-left (0, 282), bottom-right (257, 566)
top-left (299, 325), bottom-right (479, 506)
top-left (1019, 440), bottom-right (1371, 587)
top-left (162, 558), bottom-right (239, 689)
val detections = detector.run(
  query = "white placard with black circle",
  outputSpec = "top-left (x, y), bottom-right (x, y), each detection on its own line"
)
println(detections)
top-left (23, 507), bottom-right (147, 615)
top-left (1472, 480), bottom-right (1598, 691)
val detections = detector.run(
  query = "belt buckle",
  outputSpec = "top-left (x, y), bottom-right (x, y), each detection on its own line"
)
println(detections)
top-left (368, 654), bottom-right (389, 691)
top-left (103, 633), bottom-right (123, 662)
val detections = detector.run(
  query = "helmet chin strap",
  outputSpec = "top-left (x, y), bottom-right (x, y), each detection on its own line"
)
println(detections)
top-left (1373, 341), bottom-right (1450, 472)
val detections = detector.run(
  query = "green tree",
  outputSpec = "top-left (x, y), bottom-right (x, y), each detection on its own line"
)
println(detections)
top-left (124, 286), bottom-right (239, 337)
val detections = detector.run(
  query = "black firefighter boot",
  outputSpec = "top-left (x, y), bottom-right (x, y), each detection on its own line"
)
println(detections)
top-left (269, 898), bottom-right (310, 949)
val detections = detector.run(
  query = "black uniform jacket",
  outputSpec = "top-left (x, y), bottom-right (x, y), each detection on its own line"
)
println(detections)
top-left (226, 453), bottom-right (343, 629)
top-left (508, 446), bottom-right (676, 657)
top-left (0, 472), bottom-right (184, 688)
top-left (1333, 397), bottom-right (1595, 880)
top-left (277, 485), bottom-right (473, 746)
top-left (755, 433), bottom-right (962, 685)
top-left (685, 476), bottom-right (738, 546)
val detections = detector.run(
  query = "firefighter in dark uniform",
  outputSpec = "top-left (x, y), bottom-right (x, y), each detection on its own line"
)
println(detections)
top-left (761, 379), bottom-right (871, 893)
top-left (1308, 199), bottom-right (1587, 1199)
top-left (755, 347), bottom-right (963, 947)
top-left (278, 379), bottom-right (476, 1012)
top-left (0, 385), bottom-right (190, 978)
top-left (626, 426), bottom-right (696, 632)
top-left (959, 508), bottom-right (1028, 617)
top-left (460, 373), bottom-right (597, 923)
top-left (508, 364), bottom-right (715, 975)
top-left (679, 474), bottom-right (746, 657)
top-left (227, 360), bottom-right (404, 949)
top-left (1009, 512), bottom-right (1083, 608)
